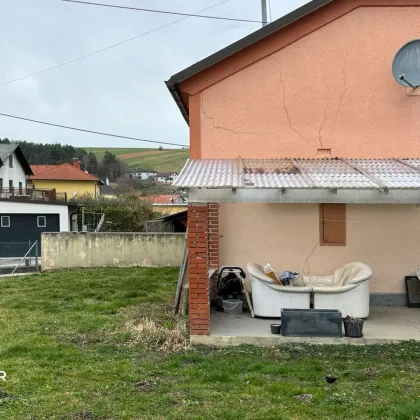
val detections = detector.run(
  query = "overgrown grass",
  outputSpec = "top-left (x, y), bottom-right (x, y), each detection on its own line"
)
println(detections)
top-left (0, 268), bottom-right (419, 419)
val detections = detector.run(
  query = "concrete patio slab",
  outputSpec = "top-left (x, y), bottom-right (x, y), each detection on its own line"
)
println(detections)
top-left (190, 306), bottom-right (420, 346)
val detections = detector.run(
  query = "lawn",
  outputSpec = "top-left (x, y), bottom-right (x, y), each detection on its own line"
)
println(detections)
top-left (0, 268), bottom-right (419, 419)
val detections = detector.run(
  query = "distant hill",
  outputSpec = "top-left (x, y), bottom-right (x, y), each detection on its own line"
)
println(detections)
top-left (85, 147), bottom-right (189, 173)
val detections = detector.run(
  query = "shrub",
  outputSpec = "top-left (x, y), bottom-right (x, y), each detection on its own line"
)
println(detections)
top-left (71, 193), bottom-right (156, 232)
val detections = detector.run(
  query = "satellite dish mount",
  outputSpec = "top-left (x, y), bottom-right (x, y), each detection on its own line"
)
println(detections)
top-left (392, 39), bottom-right (420, 90)
top-left (398, 74), bottom-right (418, 89)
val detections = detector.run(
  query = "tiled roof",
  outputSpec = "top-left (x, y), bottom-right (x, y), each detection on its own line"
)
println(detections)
top-left (100, 184), bottom-right (118, 195)
top-left (0, 143), bottom-right (33, 175)
top-left (0, 143), bottom-right (18, 164)
top-left (31, 165), bottom-right (57, 175)
top-left (29, 163), bottom-right (100, 181)
top-left (174, 158), bottom-right (420, 190)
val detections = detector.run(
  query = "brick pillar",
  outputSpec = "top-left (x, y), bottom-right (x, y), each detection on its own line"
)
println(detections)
top-left (208, 203), bottom-right (220, 298)
top-left (187, 205), bottom-right (210, 335)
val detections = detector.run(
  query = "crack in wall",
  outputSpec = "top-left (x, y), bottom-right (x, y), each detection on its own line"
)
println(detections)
top-left (302, 240), bottom-right (319, 276)
top-left (333, 45), bottom-right (351, 126)
top-left (318, 105), bottom-right (328, 148)
top-left (201, 92), bottom-right (268, 136)
top-left (279, 71), bottom-right (309, 144)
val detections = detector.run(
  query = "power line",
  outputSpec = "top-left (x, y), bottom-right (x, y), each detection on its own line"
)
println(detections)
top-left (0, 0), bottom-right (232, 87)
top-left (0, 112), bottom-right (189, 148)
top-left (61, 0), bottom-right (265, 24)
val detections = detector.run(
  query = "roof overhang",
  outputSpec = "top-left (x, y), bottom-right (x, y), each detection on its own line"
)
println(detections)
top-left (175, 158), bottom-right (420, 204)
top-left (189, 187), bottom-right (420, 204)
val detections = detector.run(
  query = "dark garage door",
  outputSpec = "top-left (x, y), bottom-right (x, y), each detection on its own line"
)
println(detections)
top-left (0, 214), bottom-right (60, 257)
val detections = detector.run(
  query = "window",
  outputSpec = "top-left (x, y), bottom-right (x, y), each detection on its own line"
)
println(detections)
top-left (320, 204), bottom-right (346, 246)
top-left (19, 182), bottom-right (23, 195)
top-left (37, 216), bottom-right (47, 228)
top-left (1, 216), bottom-right (10, 228)
top-left (8, 155), bottom-right (13, 168)
top-left (9, 180), bottom-right (13, 194)
top-left (0, 178), bottom-right (2, 192)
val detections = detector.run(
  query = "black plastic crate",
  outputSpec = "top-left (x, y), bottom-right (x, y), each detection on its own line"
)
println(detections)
top-left (281, 309), bottom-right (342, 337)
top-left (405, 276), bottom-right (420, 308)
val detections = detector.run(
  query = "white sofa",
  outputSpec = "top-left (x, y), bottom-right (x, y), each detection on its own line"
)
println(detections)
top-left (303, 262), bottom-right (372, 318)
top-left (247, 262), bottom-right (312, 317)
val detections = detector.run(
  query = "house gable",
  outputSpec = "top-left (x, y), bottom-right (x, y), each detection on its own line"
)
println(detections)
top-left (168, 0), bottom-right (420, 159)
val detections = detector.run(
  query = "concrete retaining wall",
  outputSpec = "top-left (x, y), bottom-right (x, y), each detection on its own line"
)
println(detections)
top-left (42, 232), bottom-right (185, 270)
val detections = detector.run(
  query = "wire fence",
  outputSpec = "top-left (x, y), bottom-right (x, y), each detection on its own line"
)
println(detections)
top-left (0, 242), bottom-right (39, 275)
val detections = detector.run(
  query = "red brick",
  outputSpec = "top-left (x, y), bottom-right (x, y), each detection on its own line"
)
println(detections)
top-left (190, 324), bottom-right (209, 330)
top-left (189, 227), bottom-right (207, 233)
top-left (189, 268), bottom-right (208, 274)
top-left (190, 298), bottom-right (209, 304)
top-left (190, 319), bottom-right (209, 325)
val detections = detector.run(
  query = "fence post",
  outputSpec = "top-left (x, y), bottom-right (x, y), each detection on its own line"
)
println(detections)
top-left (35, 241), bottom-right (39, 272)
top-left (28, 240), bottom-right (31, 267)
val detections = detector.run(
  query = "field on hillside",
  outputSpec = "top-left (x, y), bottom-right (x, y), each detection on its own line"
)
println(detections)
top-left (86, 147), bottom-right (189, 172)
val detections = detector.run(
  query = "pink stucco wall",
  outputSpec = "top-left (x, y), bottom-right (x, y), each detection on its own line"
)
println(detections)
top-left (200, 7), bottom-right (420, 159)
top-left (219, 203), bottom-right (420, 294)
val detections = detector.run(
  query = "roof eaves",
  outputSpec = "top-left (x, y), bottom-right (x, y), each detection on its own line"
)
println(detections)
top-left (165, 0), bottom-right (334, 121)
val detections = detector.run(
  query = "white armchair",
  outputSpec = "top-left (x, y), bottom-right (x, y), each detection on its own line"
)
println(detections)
top-left (303, 262), bottom-right (372, 318)
top-left (247, 262), bottom-right (312, 317)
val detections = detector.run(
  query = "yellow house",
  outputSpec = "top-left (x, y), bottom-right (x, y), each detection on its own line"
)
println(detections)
top-left (28, 162), bottom-right (102, 199)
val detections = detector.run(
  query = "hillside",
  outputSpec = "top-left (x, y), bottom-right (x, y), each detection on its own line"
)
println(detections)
top-left (86, 147), bottom-right (189, 173)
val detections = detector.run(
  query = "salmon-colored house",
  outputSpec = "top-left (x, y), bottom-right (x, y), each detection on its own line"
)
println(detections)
top-left (166, 0), bottom-right (420, 340)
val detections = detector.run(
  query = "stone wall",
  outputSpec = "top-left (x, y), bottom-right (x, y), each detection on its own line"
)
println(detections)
top-left (42, 232), bottom-right (185, 270)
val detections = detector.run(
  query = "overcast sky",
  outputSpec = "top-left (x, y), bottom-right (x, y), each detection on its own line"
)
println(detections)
top-left (1, 0), bottom-right (308, 149)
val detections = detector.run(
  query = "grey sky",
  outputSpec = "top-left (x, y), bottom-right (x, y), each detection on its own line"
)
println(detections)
top-left (1, 0), bottom-right (308, 149)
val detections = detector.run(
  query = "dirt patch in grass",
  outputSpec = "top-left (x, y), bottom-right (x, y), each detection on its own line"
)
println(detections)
top-left (133, 380), bottom-right (158, 393)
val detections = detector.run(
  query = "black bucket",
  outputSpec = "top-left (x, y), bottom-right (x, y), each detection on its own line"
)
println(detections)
top-left (270, 324), bottom-right (281, 335)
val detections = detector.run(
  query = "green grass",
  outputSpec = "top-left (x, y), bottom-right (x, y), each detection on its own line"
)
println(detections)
top-left (0, 268), bottom-right (420, 419)
top-left (85, 147), bottom-right (189, 172)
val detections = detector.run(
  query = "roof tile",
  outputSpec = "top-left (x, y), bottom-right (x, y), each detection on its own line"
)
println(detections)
top-left (29, 163), bottom-right (100, 181)
top-left (174, 158), bottom-right (420, 190)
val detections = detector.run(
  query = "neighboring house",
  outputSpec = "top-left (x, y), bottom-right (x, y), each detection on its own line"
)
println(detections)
top-left (28, 160), bottom-right (102, 198)
top-left (154, 172), bottom-right (178, 183)
top-left (126, 169), bottom-right (157, 181)
top-left (0, 143), bottom-right (32, 196)
top-left (99, 183), bottom-right (118, 200)
top-left (0, 144), bottom-right (79, 254)
top-left (140, 194), bottom-right (188, 215)
top-left (167, 0), bottom-right (420, 336)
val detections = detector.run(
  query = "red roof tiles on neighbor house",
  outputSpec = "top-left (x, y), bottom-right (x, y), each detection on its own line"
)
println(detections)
top-left (29, 163), bottom-right (100, 181)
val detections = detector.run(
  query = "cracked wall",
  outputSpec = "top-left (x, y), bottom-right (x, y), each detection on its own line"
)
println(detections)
top-left (219, 203), bottom-right (420, 294)
top-left (199, 7), bottom-right (420, 159)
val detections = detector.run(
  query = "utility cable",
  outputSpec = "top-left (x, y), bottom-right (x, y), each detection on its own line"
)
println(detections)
top-left (0, 0), bottom-right (232, 87)
top-left (60, 0), bottom-right (265, 24)
top-left (0, 112), bottom-right (189, 147)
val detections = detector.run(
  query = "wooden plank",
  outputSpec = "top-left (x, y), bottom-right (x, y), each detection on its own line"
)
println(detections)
top-left (173, 242), bottom-right (188, 313)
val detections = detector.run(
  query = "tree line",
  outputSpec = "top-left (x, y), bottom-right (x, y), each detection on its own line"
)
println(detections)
top-left (0, 138), bottom-right (126, 182)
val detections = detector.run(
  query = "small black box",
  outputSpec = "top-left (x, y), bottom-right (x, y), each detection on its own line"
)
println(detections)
top-left (281, 309), bottom-right (342, 337)
top-left (405, 276), bottom-right (420, 308)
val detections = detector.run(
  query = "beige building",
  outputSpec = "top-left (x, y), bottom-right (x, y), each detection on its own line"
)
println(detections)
top-left (166, 0), bottom-right (420, 335)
